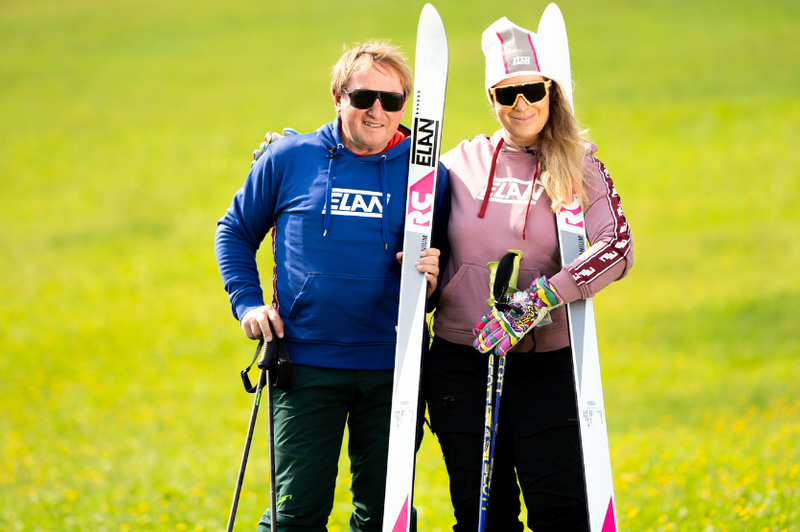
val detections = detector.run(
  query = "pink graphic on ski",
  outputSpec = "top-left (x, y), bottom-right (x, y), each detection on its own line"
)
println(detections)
top-left (406, 169), bottom-right (435, 228)
top-left (391, 496), bottom-right (410, 532)
top-left (601, 497), bottom-right (616, 532)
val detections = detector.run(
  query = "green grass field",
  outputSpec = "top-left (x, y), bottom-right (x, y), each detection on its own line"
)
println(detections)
top-left (1, 0), bottom-right (798, 530)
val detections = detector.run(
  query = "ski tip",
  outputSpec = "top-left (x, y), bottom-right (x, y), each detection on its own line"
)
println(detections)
top-left (420, 3), bottom-right (445, 28)
top-left (537, 2), bottom-right (573, 115)
top-left (542, 3), bottom-right (564, 19)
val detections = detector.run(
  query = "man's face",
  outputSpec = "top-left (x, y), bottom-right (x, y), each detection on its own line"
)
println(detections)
top-left (333, 62), bottom-right (406, 156)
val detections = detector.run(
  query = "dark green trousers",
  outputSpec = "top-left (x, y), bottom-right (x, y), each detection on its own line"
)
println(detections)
top-left (258, 365), bottom-right (406, 532)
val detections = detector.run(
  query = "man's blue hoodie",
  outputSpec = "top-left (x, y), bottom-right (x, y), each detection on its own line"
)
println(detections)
top-left (215, 118), bottom-right (449, 370)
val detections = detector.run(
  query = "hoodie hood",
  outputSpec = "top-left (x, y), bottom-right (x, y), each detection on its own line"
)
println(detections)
top-left (315, 117), bottom-right (411, 160)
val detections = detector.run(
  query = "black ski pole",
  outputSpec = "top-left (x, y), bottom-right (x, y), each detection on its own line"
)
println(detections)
top-left (226, 327), bottom-right (278, 532)
top-left (264, 333), bottom-right (278, 532)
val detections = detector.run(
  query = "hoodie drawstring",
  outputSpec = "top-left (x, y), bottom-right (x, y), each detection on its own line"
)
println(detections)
top-left (322, 145), bottom-right (390, 249)
top-left (478, 137), bottom-right (504, 218)
top-left (478, 137), bottom-right (539, 241)
top-left (521, 160), bottom-right (539, 241)
top-left (323, 144), bottom-right (343, 237)
top-left (380, 155), bottom-right (389, 249)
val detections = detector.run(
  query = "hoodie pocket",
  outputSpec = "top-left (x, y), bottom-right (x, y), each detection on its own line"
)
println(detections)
top-left (286, 272), bottom-right (400, 345)
top-left (435, 262), bottom-right (491, 333)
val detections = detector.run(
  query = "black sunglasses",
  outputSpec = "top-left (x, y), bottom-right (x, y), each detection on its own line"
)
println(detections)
top-left (489, 80), bottom-right (552, 108)
top-left (342, 88), bottom-right (406, 113)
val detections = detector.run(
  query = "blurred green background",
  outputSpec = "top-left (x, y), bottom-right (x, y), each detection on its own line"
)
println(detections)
top-left (1, 0), bottom-right (798, 530)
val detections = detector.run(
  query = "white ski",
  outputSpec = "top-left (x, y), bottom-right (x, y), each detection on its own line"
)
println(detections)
top-left (556, 201), bottom-right (619, 532)
top-left (382, 4), bottom-right (448, 532)
top-left (540, 3), bottom-right (618, 529)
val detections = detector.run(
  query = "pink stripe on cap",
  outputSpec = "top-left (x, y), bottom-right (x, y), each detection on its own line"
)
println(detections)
top-left (527, 34), bottom-right (541, 71)
top-left (496, 32), bottom-right (510, 74)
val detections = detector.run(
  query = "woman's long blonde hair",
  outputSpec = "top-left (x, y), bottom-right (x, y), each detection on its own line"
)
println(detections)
top-left (536, 82), bottom-right (591, 212)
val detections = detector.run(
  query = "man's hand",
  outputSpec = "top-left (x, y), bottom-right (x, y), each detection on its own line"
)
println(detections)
top-left (472, 276), bottom-right (564, 356)
top-left (240, 305), bottom-right (284, 341)
top-left (251, 128), bottom-right (300, 167)
top-left (397, 247), bottom-right (440, 298)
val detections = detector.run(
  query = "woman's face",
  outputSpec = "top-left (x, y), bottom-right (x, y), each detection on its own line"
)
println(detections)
top-left (492, 75), bottom-right (550, 147)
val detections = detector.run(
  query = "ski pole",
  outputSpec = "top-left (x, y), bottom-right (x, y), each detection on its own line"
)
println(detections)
top-left (265, 335), bottom-right (278, 532)
top-left (478, 250), bottom-right (519, 531)
top-left (487, 353), bottom-right (506, 485)
top-left (478, 352), bottom-right (496, 532)
top-left (226, 329), bottom-right (278, 532)
top-left (478, 352), bottom-right (507, 532)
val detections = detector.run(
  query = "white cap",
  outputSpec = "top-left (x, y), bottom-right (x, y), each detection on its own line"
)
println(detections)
top-left (482, 4), bottom-right (574, 113)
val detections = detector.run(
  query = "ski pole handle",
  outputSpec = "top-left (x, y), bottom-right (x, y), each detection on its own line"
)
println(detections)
top-left (257, 321), bottom-right (279, 371)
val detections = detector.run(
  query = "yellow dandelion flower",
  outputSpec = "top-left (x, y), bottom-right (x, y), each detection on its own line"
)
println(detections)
top-left (176, 523), bottom-right (187, 531)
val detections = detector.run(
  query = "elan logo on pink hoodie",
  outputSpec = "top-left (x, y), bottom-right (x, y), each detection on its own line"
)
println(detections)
top-left (478, 177), bottom-right (545, 205)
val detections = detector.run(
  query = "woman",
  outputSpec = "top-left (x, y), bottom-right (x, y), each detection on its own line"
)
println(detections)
top-left (423, 9), bottom-right (633, 532)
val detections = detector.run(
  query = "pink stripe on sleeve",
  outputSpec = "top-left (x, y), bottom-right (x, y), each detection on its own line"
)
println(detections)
top-left (567, 158), bottom-right (632, 287)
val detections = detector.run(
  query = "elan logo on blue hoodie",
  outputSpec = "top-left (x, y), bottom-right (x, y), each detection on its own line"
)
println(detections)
top-left (322, 188), bottom-right (392, 218)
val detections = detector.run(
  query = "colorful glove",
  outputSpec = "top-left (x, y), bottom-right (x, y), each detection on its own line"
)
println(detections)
top-left (251, 127), bottom-right (300, 167)
top-left (473, 276), bottom-right (564, 356)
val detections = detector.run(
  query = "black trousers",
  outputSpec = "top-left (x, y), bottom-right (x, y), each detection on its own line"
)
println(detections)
top-left (423, 336), bottom-right (588, 532)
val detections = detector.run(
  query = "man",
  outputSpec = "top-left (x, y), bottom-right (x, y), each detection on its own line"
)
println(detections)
top-left (215, 40), bottom-right (448, 532)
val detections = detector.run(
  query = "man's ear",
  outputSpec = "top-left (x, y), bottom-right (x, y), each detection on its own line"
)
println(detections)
top-left (332, 89), bottom-right (342, 116)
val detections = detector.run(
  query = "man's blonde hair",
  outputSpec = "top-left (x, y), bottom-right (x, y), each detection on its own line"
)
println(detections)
top-left (331, 40), bottom-right (413, 98)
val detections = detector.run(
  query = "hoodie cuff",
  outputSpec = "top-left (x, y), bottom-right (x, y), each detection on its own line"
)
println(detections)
top-left (548, 269), bottom-right (582, 305)
top-left (235, 295), bottom-right (267, 323)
